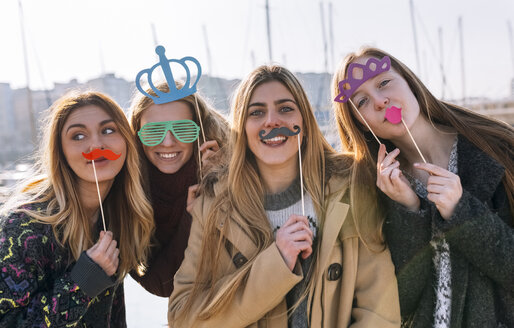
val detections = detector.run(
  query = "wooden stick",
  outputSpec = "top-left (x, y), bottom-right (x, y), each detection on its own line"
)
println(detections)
top-left (401, 118), bottom-right (427, 163)
top-left (348, 99), bottom-right (382, 147)
top-left (197, 137), bottom-right (203, 178)
top-left (91, 160), bottom-right (107, 231)
top-left (194, 94), bottom-right (206, 144)
top-left (297, 133), bottom-right (305, 216)
top-left (194, 94), bottom-right (205, 179)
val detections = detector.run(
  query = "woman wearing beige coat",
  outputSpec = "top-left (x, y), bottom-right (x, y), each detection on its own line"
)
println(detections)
top-left (168, 65), bottom-right (400, 327)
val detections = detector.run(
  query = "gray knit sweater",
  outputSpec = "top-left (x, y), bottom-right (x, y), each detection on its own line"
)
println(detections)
top-left (264, 178), bottom-right (318, 328)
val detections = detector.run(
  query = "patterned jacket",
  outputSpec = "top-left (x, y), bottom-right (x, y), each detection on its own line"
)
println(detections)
top-left (0, 204), bottom-right (126, 327)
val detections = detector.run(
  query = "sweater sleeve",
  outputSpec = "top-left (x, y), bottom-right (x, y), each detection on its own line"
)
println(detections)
top-left (434, 183), bottom-right (514, 290)
top-left (0, 215), bottom-right (94, 327)
top-left (382, 194), bottom-right (435, 317)
top-left (71, 251), bottom-right (117, 297)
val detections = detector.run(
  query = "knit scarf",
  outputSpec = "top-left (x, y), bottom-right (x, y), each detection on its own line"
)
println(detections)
top-left (147, 156), bottom-right (197, 253)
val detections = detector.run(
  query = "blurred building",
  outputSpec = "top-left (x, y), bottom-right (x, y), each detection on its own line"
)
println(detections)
top-left (1, 72), bottom-right (512, 165)
top-left (0, 83), bottom-right (17, 162)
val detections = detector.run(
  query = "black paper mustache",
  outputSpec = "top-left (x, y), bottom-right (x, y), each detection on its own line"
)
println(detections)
top-left (259, 125), bottom-right (301, 140)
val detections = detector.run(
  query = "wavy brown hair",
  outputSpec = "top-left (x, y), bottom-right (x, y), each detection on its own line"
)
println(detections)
top-left (172, 65), bottom-right (356, 325)
top-left (332, 46), bottom-right (514, 224)
top-left (1, 91), bottom-right (155, 280)
top-left (129, 81), bottom-right (229, 182)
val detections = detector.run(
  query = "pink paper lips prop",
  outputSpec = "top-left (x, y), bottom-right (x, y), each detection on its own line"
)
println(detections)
top-left (385, 106), bottom-right (402, 124)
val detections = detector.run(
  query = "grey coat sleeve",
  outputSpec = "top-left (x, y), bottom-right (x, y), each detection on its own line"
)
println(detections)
top-left (434, 183), bottom-right (514, 290)
top-left (382, 194), bottom-right (434, 316)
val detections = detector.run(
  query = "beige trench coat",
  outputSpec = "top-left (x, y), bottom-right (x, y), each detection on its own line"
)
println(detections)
top-left (168, 177), bottom-right (400, 327)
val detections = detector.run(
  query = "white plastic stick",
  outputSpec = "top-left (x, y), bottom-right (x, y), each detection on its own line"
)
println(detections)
top-left (92, 160), bottom-right (107, 231)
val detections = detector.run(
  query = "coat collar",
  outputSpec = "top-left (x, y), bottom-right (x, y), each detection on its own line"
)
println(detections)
top-left (457, 135), bottom-right (505, 202)
top-left (217, 176), bottom-right (351, 268)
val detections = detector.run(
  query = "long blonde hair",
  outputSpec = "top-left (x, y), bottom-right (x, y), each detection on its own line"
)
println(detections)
top-left (173, 65), bottom-right (354, 324)
top-left (129, 81), bottom-right (229, 182)
top-left (1, 91), bottom-right (154, 280)
top-left (332, 46), bottom-right (514, 223)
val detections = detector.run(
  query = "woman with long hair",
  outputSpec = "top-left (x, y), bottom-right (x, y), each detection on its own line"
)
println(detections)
top-left (128, 81), bottom-right (228, 297)
top-left (0, 91), bottom-right (154, 327)
top-left (168, 65), bottom-right (400, 327)
top-left (332, 46), bottom-right (514, 327)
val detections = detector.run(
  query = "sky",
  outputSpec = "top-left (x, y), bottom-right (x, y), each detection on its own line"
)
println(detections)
top-left (1, 0), bottom-right (513, 100)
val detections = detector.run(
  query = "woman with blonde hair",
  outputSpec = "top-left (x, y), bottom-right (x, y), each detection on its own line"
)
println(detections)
top-left (128, 81), bottom-right (228, 297)
top-left (332, 46), bottom-right (514, 327)
top-left (168, 65), bottom-right (400, 327)
top-left (0, 91), bottom-right (154, 327)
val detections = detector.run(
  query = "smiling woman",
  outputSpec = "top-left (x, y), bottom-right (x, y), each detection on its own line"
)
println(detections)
top-left (128, 81), bottom-right (229, 298)
top-left (245, 81), bottom-right (304, 182)
top-left (168, 65), bottom-right (401, 327)
top-left (138, 101), bottom-right (195, 174)
top-left (0, 91), bottom-right (154, 327)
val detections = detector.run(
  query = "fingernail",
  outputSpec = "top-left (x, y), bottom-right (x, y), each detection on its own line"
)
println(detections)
top-left (413, 163), bottom-right (420, 167)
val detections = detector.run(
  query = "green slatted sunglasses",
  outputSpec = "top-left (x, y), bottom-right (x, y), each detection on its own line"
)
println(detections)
top-left (138, 119), bottom-right (200, 146)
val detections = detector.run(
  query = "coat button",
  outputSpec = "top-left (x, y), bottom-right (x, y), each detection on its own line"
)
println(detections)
top-left (327, 263), bottom-right (342, 281)
top-left (232, 252), bottom-right (248, 269)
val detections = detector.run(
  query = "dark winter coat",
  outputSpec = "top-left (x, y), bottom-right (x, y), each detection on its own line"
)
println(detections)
top-left (383, 135), bottom-right (514, 328)
top-left (129, 157), bottom-right (196, 297)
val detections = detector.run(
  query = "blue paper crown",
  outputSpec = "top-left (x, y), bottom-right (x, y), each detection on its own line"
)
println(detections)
top-left (135, 45), bottom-right (202, 104)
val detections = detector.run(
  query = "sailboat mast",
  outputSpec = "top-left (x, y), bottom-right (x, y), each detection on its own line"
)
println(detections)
top-left (151, 23), bottom-right (159, 48)
top-left (508, 20), bottom-right (514, 83)
top-left (438, 26), bottom-right (446, 99)
top-left (265, 0), bottom-right (273, 62)
top-left (409, 0), bottom-right (421, 74)
top-left (458, 17), bottom-right (466, 105)
top-left (202, 25), bottom-right (213, 76)
top-left (319, 2), bottom-right (328, 73)
top-left (18, 0), bottom-right (36, 146)
top-left (328, 2), bottom-right (334, 71)
top-left (251, 50), bottom-right (256, 68)
top-left (99, 41), bottom-right (106, 76)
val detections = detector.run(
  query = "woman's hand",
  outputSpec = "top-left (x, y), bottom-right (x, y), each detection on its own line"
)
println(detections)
top-left (186, 184), bottom-right (200, 214)
top-left (86, 231), bottom-right (119, 276)
top-left (199, 140), bottom-right (220, 166)
top-left (377, 144), bottom-right (420, 211)
top-left (275, 214), bottom-right (313, 271)
top-left (414, 162), bottom-right (462, 220)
